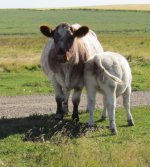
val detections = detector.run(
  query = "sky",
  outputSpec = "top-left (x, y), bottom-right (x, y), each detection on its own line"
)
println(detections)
top-left (0, 0), bottom-right (150, 9)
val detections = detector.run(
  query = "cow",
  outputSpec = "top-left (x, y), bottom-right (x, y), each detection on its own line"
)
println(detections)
top-left (40, 23), bottom-right (103, 121)
top-left (84, 52), bottom-right (134, 135)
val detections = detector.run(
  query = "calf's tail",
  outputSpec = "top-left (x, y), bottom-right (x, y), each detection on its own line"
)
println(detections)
top-left (94, 56), bottom-right (123, 84)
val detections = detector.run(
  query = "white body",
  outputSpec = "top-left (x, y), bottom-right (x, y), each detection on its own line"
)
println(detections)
top-left (84, 52), bottom-right (134, 135)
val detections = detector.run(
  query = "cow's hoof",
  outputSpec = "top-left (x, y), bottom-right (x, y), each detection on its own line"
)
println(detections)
top-left (111, 128), bottom-right (118, 135)
top-left (64, 110), bottom-right (69, 116)
top-left (127, 120), bottom-right (135, 126)
top-left (99, 116), bottom-right (106, 122)
top-left (87, 124), bottom-right (97, 129)
top-left (55, 114), bottom-right (63, 120)
top-left (72, 114), bottom-right (79, 122)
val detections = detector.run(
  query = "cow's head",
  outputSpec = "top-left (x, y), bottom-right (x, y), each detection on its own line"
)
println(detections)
top-left (40, 23), bottom-right (89, 63)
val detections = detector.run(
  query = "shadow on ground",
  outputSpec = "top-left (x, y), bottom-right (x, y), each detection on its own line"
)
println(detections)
top-left (0, 113), bottom-right (102, 142)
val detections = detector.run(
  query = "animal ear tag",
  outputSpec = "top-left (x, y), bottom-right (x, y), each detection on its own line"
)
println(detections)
top-left (66, 51), bottom-right (71, 61)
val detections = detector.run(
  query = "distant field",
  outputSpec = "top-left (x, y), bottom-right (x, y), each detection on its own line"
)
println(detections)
top-left (87, 4), bottom-right (150, 11)
top-left (0, 9), bottom-right (150, 35)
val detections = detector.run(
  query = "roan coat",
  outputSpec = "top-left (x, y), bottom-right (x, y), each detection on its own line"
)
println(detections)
top-left (40, 23), bottom-right (103, 121)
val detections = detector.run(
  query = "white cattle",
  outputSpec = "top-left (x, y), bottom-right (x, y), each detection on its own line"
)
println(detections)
top-left (84, 52), bottom-right (134, 135)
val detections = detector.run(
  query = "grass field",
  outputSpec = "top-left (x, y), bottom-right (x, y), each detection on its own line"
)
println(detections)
top-left (0, 9), bottom-right (150, 167)
top-left (0, 106), bottom-right (150, 166)
top-left (0, 34), bottom-right (149, 95)
top-left (0, 9), bottom-right (150, 35)
top-left (0, 9), bottom-right (150, 95)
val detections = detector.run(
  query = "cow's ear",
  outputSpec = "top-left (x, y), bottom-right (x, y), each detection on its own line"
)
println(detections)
top-left (40, 25), bottom-right (53, 37)
top-left (74, 26), bottom-right (89, 38)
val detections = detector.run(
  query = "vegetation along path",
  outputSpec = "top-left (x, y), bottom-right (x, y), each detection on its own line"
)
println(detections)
top-left (0, 91), bottom-right (149, 119)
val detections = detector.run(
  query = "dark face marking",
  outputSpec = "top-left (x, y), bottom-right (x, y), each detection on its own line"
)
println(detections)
top-left (53, 23), bottom-right (75, 63)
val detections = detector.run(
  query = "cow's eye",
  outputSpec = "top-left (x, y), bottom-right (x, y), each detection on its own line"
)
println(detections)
top-left (54, 33), bottom-right (60, 39)
top-left (54, 33), bottom-right (60, 43)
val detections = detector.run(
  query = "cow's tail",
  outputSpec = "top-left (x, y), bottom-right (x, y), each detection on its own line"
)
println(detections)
top-left (94, 56), bottom-right (123, 84)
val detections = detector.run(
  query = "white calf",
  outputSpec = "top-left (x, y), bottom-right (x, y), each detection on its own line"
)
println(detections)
top-left (84, 52), bottom-right (134, 135)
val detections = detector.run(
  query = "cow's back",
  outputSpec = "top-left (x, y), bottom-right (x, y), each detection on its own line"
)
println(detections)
top-left (72, 24), bottom-right (103, 60)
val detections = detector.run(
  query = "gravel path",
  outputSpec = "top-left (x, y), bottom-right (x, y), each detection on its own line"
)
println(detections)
top-left (0, 91), bottom-right (150, 119)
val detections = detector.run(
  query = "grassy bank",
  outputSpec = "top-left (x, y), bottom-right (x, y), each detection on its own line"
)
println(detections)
top-left (0, 34), bottom-right (150, 70)
top-left (0, 62), bottom-right (149, 97)
top-left (0, 34), bottom-right (149, 95)
top-left (0, 106), bottom-right (150, 166)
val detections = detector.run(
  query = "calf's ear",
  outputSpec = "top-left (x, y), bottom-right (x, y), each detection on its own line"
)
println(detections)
top-left (40, 25), bottom-right (53, 37)
top-left (74, 26), bottom-right (89, 38)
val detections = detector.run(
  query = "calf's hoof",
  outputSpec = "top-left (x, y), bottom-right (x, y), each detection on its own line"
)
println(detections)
top-left (55, 113), bottom-right (63, 120)
top-left (99, 116), bottom-right (106, 122)
top-left (72, 114), bottom-right (79, 122)
top-left (127, 120), bottom-right (135, 126)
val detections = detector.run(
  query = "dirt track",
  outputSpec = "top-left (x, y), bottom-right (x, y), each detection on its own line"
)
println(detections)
top-left (0, 91), bottom-right (150, 119)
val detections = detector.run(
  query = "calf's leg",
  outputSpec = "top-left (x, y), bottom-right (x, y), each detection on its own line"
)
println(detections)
top-left (99, 96), bottom-right (107, 122)
top-left (122, 86), bottom-right (134, 126)
top-left (105, 91), bottom-right (117, 135)
top-left (86, 87), bottom-right (96, 126)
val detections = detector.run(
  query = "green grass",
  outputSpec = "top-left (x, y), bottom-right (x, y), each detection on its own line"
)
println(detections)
top-left (0, 34), bottom-right (149, 95)
top-left (0, 9), bottom-right (150, 35)
top-left (0, 9), bottom-right (149, 94)
top-left (0, 9), bottom-right (149, 167)
top-left (0, 106), bottom-right (150, 166)
top-left (0, 70), bottom-right (54, 96)
top-left (0, 60), bottom-right (149, 97)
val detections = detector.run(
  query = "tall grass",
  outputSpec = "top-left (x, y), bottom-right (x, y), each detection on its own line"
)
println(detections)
top-left (0, 34), bottom-right (149, 70)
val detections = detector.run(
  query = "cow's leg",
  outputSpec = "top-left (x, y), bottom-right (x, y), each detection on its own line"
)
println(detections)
top-left (86, 87), bottom-right (96, 126)
top-left (99, 96), bottom-right (107, 122)
top-left (62, 89), bottom-right (70, 115)
top-left (105, 90), bottom-right (117, 135)
top-left (52, 78), bottom-right (64, 119)
top-left (122, 86), bottom-right (134, 126)
top-left (72, 88), bottom-right (82, 122)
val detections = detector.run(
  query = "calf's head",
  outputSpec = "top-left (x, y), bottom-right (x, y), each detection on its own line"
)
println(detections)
top-left (40, 23), bottom-right (89, 63)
